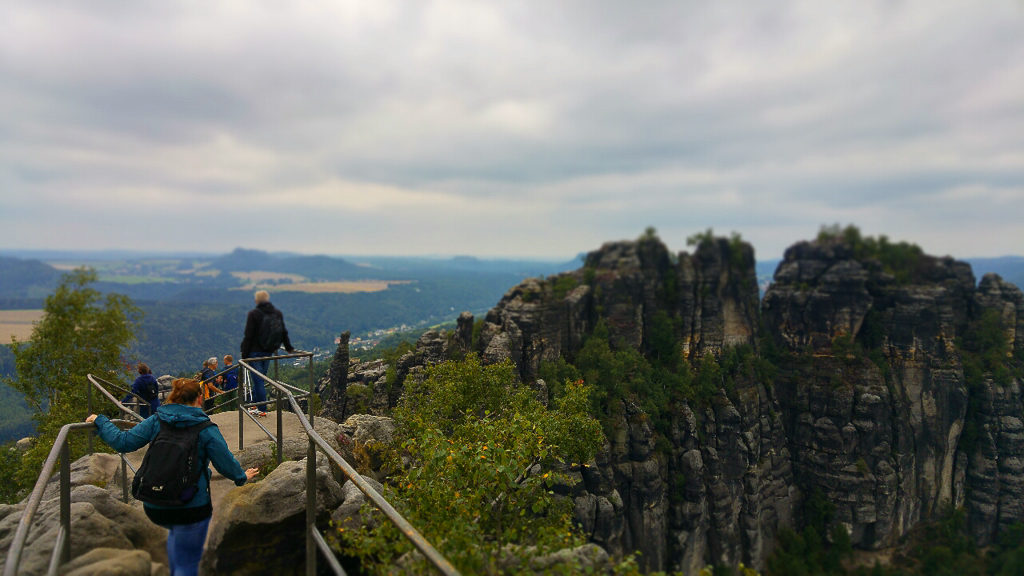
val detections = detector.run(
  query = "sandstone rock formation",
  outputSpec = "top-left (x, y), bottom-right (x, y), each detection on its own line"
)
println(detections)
top-left (346, 232), bottom-right (1022, 572)
top-left (0, 453), bottom-right (167, 576)
top-left (202, 456), bottom-right (344, 575)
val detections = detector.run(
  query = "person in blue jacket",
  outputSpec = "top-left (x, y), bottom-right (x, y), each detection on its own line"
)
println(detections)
top-left (87, 377), bottom-right (259, 576)
top-left (221, 355), bottom-right (238, 391)
top-left (128, 363), bottom-right (160, 418)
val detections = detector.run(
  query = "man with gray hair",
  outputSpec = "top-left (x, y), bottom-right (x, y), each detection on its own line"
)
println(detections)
top-left (240, 290), bottom-right (295, 415)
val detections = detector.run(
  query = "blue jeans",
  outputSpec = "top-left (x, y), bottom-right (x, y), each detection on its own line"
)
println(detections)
top-left (249, 352), bottom-right (273, 412)
top-left (167, 516), bottom-right (210, 576)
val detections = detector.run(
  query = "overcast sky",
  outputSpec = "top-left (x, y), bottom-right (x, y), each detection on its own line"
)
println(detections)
top-left (1, 1), bottom-right (1022, 261)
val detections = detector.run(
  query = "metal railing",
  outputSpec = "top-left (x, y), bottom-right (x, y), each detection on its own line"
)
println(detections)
top-left (1, 417), bottom-right (136, 576)
top-left (3, 356), bottom-right (460, 576)
top-left (232, 351), bottom-right (316, 462)
top-left (236, 353), bottom-right (459, 575)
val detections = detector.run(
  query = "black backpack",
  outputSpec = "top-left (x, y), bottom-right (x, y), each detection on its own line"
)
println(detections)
top-left (257, 310), bottom-right (285, 351)
top-left (141, 379), bottom-right (159, 402)
top-left (132, 420), bottom-right (215, 506)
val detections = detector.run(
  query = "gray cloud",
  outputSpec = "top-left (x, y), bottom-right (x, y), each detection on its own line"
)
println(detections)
top-left (1, 0), bottom-right (1022, 260)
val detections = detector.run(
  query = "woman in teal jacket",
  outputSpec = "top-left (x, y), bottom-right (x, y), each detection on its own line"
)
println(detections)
top-left (87, 377), bottom-right (259, 576)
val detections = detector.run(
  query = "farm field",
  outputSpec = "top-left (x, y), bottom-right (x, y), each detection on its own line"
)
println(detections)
top-left (251, 280), bottom-right (408, 294)
top-left (0, 310), bottom-right (44, 342)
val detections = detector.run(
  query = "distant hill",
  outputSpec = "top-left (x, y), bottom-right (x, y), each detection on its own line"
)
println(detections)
top-left (211, 248), bottom-right (384, 281)
top-left (0, 257), bottom-right (60, 299)
top-left (967, 256), bottom-right (1024, 291)
top-left (347, 254), bottom-right (582, 278)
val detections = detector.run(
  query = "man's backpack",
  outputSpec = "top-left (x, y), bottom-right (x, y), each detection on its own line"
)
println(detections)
top-left (257, 311), bottom-right (285, 352)
top-left (141, 379), bottom-right (159, 402)
top-left (132, 420), bottom-right (214, 506)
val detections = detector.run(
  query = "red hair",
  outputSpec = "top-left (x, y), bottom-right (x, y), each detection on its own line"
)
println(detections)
top-left (167, 378), bottom-right (201, 405)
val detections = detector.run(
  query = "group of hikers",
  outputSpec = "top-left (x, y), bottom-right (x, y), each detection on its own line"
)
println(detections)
top-left (89, 289), bottom-right (296, 576)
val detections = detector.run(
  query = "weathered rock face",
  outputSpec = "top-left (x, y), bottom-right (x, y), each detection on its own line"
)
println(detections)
top-left (203, 455), bottom-right (344, 575)
top-left (763, 239), bottom-right (1024, 550)
top-left (472, 236), bottom-right (792, 572)
top-left (320, 330), bottom-right (351, 422)
top-left (963, 275), bottom-right (1024, 545)
top-left (565, 371), bottom-right (795, 573)
top-left (313, 233), bottom-right (1023, 572)
top-left (478, 237), bottom-right (761, 385)
top-left (0, 454), bottom-right (167, 576)
top-left (976, 273), bottom-right (1024, 358)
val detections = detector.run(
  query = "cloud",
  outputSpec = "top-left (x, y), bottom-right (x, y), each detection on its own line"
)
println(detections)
top-left (0, 0), bottom-right (1022, 259)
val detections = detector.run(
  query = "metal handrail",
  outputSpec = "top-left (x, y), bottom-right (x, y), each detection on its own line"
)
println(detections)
top-left (5, 358), bottom-right (459, 576)
top-left (237, 355), bottom-right (460, 576)
top-left (235, 351), bottom-right (314, 460)
top-left (86, 374), bottom-right (145, 502)
top-left (2, 418), bottom-right (133, 576)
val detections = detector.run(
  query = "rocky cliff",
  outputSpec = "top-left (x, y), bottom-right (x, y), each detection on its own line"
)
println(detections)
top-left (471, 235), bottom-right (792, 572)
top-left (323, 231), bottom-right (1023, 573)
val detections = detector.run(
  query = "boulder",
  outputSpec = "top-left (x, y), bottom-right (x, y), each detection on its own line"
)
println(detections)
top-left (61, 548), bottom-right (165, 576)
top-left (201, 455), bottom-right (344, 575)
top-left (331, 475), bottom-right (385, 531)
top-left (0, 455), bottom-right (166, 576)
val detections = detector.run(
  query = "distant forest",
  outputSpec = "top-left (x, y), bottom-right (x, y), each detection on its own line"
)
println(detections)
top-left (0, 249), bottom-right (579, 442)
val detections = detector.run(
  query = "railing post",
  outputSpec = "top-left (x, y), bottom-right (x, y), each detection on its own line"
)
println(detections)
top-left (86, 383), bottom-right (93, 454)
top-left (59, 437), bottom-right (71, 566)
top-left (306, 438), bottom-right (316, 576)
top-left (307, 353), bottom-right (315, 427)
top-left (276, 395), bottom-right (283, 466)
top-left (238, 370), bottom-right (245, 452)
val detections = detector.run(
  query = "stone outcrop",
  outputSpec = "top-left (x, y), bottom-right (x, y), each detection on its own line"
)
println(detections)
top-left (370, 233), bottom-right (1020, 571)
top-left (760, 238), bottom-right (1024, 551)
top-left (319, 331), bottom-right (351, 422)
top-left (477, 236), bottom-right (761, 385)
top-left (202, 455), bottom-right (344, 576)
top-left (963, 275), bottom-right (1024, 544)
top-left (467, 236), bottom-right (794, 571)
top-left (0, 454), bottom-right (167, 576)
top-left (763, 239), bottom-right (975, 549)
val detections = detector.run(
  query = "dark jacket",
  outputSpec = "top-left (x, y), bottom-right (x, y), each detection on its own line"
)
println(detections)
top-left (93, 403), bottom-right (248, 526)
top-left (240, 301), bottom-right (294, 359)
top-left (130, 373), bottom-right (160, 415)
top-left (222, 366), bottom-right (238, 391)
top-left (198, 367), bottom-right (216, 383)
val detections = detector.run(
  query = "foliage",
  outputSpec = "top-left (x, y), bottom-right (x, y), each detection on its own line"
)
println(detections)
top-left (1, 268), bottom-right (139, 494)
top-left (958, 308), bottom-right (1020, 454)
top-left (334, 355), bottom-right (605, 574)
top-left (538, 356), bottom-right (581, 402)
top-left (687, 228), bottom-right (716, 248)
top-left (765, 506), bottom-right (1024, 576)
top-left (551, 274), bottom-right (580, 300)
top-left (0, 379), bottom-right (34, 443)
top-left (816, 224), bottom-right (925, 284)
top-left (575, 319), bottom-right (655, 423)
top-left (960, 308), bottom-right (1015, 386)
top-left (0, 442), bottom-right (26, 503)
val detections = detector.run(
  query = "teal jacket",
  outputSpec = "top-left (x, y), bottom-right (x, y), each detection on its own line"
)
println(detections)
top-left (94, 403), bottom-right (248, 511)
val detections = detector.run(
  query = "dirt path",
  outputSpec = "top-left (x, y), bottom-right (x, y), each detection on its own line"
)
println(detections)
top-left (122, 409), bottom-right (308, 470)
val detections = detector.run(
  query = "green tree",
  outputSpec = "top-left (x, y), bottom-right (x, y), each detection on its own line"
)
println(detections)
top-left (336, 354), bottom-right (605, 574)
top-left (3, 268), bottom-right (140, 490)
